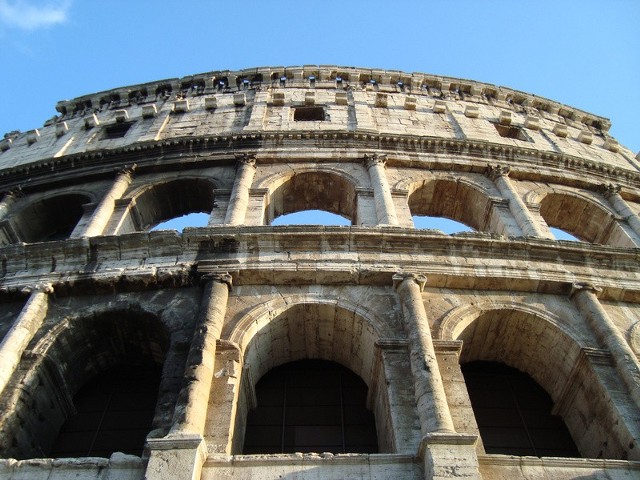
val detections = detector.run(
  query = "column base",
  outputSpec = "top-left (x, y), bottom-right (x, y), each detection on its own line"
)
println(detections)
top-left (419, 432), bottom-right (481, 480)
top-left (145, 433), bottom-right (206, 480)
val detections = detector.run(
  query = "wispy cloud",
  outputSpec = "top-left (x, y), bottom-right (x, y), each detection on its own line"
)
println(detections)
top-left (0, 1), bottom-right (70, 31)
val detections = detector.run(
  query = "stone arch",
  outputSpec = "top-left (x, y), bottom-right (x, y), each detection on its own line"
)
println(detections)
top-left (228, 296), bottom-right (386, 384)
top-left (118, 176), bottom-right (217, 232)
top-left (406, 176), bottom-right (500, 232)
top-left (533, 189), bottom-right (634, 247)
top-left (0, 308), bottom-right (170, 459)
top-left (260, 168), bottom-right (359, 225)
top-left (437, 302), bottom-right (583, 399)
top-left (228, 295), bottom-right (398, 454)
top-left (440, 302), bottom-right (636, 459)
top-left (7, 191), bottom-right (92, 243)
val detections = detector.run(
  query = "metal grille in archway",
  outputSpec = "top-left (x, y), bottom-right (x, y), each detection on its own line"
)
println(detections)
top-left (243, 360), bottom-right (378, 454)
top-left (463, 361), bottom-right (580, 458)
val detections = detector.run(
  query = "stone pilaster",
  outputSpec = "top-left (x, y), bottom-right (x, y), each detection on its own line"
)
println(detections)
top-left (207, 189), bottom-right (231, 226)
top-left (0, 283), bottom-right (52, 397)
top-left (224, 154), bottom-right (256, 225)
top-left (570, 282), bottom-right (640, 408)
top-left (145, 435), bottom-right (207, 480)
top-left (393, 273), bottom-right (480, 479)
top-left (0, 191), bottom-right (18, 222)
top-left (81, 165), bottom-right (135, 237)
top-left (393, 273), bottom-right (455, 434)
top-left (486, 164), bottom-right (549, 238)
top-left (204, 341), bottom-right (243, 454)
top-left (146, 273), bottom-right (232, 480)
top-left (365, 154), bottom-right (399, 226)
top-left (601, 183), bottom-right (640, 240)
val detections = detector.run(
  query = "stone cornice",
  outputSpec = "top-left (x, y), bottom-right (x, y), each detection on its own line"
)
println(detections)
top-left (0, 227), bottom-right (639, 302)
top-left (1, 132), bottom-right (639, 197)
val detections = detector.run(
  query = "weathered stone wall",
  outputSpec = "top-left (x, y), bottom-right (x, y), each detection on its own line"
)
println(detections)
top-left (0, 66), bottom-right (639, 479)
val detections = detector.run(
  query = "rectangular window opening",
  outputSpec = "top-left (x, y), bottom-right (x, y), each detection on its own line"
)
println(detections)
top-left (102, 122), bottom-right (133, 140)
top-left (494, 124), bottom-right (528, 141)
top-left (294, 106), bottom-right (326, 122)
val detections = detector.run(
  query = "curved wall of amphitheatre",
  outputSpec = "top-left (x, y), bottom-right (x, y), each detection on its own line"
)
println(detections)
top-left (0, 66), bottom-right (639, 480)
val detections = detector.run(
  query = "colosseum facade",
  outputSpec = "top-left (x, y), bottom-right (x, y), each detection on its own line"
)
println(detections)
top-left (0, 66), bottom-right (639, 479)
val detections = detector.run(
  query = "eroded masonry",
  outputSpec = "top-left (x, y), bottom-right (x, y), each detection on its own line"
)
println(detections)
top-left (0, 66), bottom-right (639, 480)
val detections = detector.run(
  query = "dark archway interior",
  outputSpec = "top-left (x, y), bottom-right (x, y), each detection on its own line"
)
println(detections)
top-left (243, 360), bottom-right (378, 454)
top-left (462, 361), bottom-right (580, 458)
top-left (14, 194), bottom-right (89, 242)
top-left (49, 363), bottom-right (162, 458)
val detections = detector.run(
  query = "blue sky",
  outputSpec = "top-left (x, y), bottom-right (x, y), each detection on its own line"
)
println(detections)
top-left (0, 0), bottom-right (637, 237)
top-left (0, 1), bottom-right (637, 153)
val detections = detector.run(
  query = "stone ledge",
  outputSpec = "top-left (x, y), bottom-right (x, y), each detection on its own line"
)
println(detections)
top-left (1, 228), bottom-right (640, 301)
top-left (0, 131), bottom-right (635, 194)
top-left (206, 452), bottom-right (416, 467)
top-left (478, 454), bottom-right (640, 470)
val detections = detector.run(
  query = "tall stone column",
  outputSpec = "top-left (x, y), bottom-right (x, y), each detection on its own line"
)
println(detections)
top-left (601, 183), bottom-right (640, 239)
top-left (224, 154), bottom-right (256, 225)
top-left (486, 164), bottom-right (548, 237)
top-left (393, 273), bottom-right (479, 480)
top-left (393, 273), bottom-right (454, 434)
top-left (81, 165), bottom-right (135, 237)
top-left (570, 283), bottom-right (640, 408)
top-left (146, 273), bottom-right (232, 480)
top-left (0, 283), bottom-right (52, 398)
top-left (0, 190), bottom-right (17, 222)
top-left (365, 154), bottom-right (399, 226)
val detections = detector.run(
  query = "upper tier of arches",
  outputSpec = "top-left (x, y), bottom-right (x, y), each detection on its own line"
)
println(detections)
top-left (1, 159), bottom-right (638, 249)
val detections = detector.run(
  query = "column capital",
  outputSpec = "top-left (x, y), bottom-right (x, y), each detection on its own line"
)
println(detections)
top-left (21, 282), bottom-right (54, 295)
top-left (393, 272), bottom-right (427, 291)
top-left (1, 187), bottom-right (24, 201)
top-left (364, 153), bottom-right (387, 169)
top-left (234, 153), bottom-right (257, 168)
top-left (117, 163), bottom-right (137, 178)
top-left (199, 272), bottom-right (233, 290)
top-left (486, 163), bottom-right (510, 180)
top-left (147, 432), bottom-right (205, 450)
top-left (599, 183), bottom-right (622, 198)
top-left (570, 282), bottom-right (602, 299)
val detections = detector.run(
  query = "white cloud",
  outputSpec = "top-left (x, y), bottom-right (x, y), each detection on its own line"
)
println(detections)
top-left (0, 0), bottom-right (70, 30)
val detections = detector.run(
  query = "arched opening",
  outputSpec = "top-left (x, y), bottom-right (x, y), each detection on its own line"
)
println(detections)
top-left (11, 193), bottom-right (89, 242)
top-left (412, 215), bottom-right (473, 233)
top-left (272, 209), bottom-right (351, 226)
top-left (539, 193), bottom-right (634, 247)
top-left (455, 307), bottom-right (636, 459)
top-left (408, 179), bottom-right (492, 232)
top-left (462, 361), bottom-right (579, 457)
top-left (230, 301), bottom-right (394, 454)
top-left (267, 172), bottom-right (356, 225)
top-left (125, 178), bottom-right (215, 232)
top-left (243, 360), bottom-right (377, 454)
top-left (0, 310), bottom-right (170, 459)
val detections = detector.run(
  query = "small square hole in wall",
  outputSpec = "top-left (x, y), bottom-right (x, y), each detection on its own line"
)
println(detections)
top-left (102, 122), bottom-right (133, 140)
top-left (494, 124), bottom-right (528, 141)
top-left (293, 106), bottom-right (325, 121)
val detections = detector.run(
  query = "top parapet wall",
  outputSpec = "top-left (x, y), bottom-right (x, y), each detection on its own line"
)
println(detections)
top-left (54, 65), bottom-right (611, 130)
top-left (1, 65), bottom-right (638, 184)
